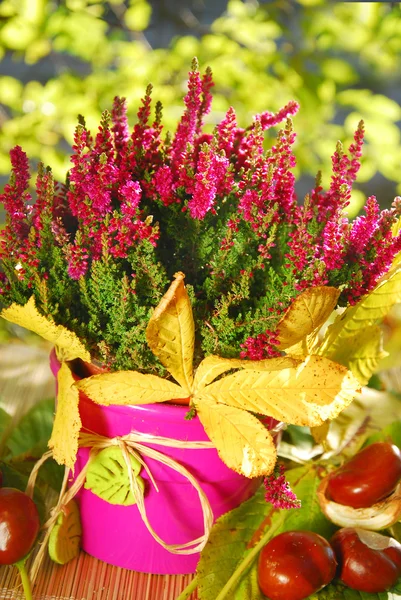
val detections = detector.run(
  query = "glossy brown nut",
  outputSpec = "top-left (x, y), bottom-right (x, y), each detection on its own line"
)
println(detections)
top-left (257, 530), bottom-right (337, 600)
top-left (0, 488), bottom-right (40, 565)
top-left (331, 527), bottom-right (401, 593)
top-left (327, 442), bottom-right (401, 509)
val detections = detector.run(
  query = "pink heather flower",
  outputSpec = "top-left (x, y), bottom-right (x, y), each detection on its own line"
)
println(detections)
top-left (217, 107), bottom-right (237, 157)
top-left (67, 242), bottom-right (89, 280)
top-left (111, 96), bottom-right (130, 159)
top-left (171, 64), bottom-right (203, 165)
top-left (120, 181), bottom-right (142, 215)
top-left (348, 195), bottom-right (380, 257)
top-left (320, 217), bottom-right (349, 271)
top-left (236, 117), bottom-right (265, 171)
top-left (315, 124), bottom-right (364, 219)
top-left (0, 146), bottom-right (31, 238)
top-left (131, 85), bottom-right (153, 158)
top-left (238, 189), bottom-right (259, 223)
top-left (187, 145), bottom-right (230, 219)
top-left (345, 121), bottom-right (364, 184)
top-left (266, 121), bottom-right (297, 215)
top-left (258, 100), bottom-right (300, 131)
top-left (196, 66), bottom-right (214, 133)
top-left (264, 464), bottom-right (301, 510)
top-left (154, 165), bottom-right (175, 206)
top-left (240, 330), bottom-right (281, 361)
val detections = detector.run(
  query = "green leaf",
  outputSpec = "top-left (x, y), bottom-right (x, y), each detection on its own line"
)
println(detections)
top-left (364, 420), bottom-right (401, 449)
top-left (6, 398), bottom-right (55, 457)
top-left (4, 398), bottom-right (64, 490)
top-left (85, 446), bottom-right (145, 506)
top-left (197, 465), bottom-right (335, 600)
top-left (310, 578), bottom-right (401, 599)
top-left (324, 325), bottom-right (388, 386)
top-left (0, 404), bottom-right (12, 441)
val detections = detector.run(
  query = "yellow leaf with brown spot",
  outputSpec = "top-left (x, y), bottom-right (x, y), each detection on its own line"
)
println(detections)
top-left (276, 286), bottom-right (340, 349)
top-left (195, 397), bottom-right (276, 477)
top-left (76, 371), bottom-right (189, 405)
top-left (193, 355), bottom-right (299, 393)
top-left (146, 272), bottom-right (194, 393)
top-left (48, 362), bottom-right (81, 469)
top-left (197, 355), bottom-right (360, 427)
top-left (1, 296), bottom-right (90, 362)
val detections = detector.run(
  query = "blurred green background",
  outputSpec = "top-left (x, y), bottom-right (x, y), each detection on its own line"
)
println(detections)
top-left (1, 0), bottom-right (401, 217)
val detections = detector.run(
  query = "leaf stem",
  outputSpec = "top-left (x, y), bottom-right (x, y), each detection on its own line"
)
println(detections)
top-left (215, 520), bottom-right (283, 600)
top-left (176, 575), bottom-right (198, 600)
top-left (16, 560), bottom-right (33, 600)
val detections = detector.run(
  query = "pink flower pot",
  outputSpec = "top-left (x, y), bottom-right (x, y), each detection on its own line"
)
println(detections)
top-left (50, 352), bottom-right (274, 574)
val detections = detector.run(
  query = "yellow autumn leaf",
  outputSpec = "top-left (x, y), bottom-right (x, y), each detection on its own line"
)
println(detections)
top-left (310, 422), bottom-right (330, 447)
top-left (195, 397), bottom-right (276, 477)
top-left (1, 296), bottom-right (90, 362)
top-left (48, 362), bottom-right (81, 469)
top-left (319, 266), bottom-right (401, 358)
top-left (325, 325), bottom-right (388, 386)
top-left (146, 272), bottom-right (194, 394)
top-left (276, 286), bottom-right (340, 349)
top-left (197, 355), bottom-right (360, 427)
top-left (193, 355), bottom-right (299, 393)
top-left (76, 371), bottom-right (189, 405)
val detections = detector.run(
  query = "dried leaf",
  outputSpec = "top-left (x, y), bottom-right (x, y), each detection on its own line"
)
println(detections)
top-left (48, 362), bottom-right (81, 469)
top-left (193, 355), bottom-right (298, 394)
top-left (1, 296), bottom-right (90, 362)
top-left (276, 286), bottom-right (340, 349)
top-left (199, 356), bottom-right (360, 427)
top-left (324, 325), bottom-right (388, 385)
top-left (319, 266), bottom-right (401, 357)
top-left (195, 397), bottom-right (276, 477)
top-left (146, 272), bottom-right (194, 393)
top-left (76, 370), bottom-right (189, 405)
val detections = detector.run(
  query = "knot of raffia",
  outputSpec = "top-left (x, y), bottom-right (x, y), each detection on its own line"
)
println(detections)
top-left (26, 429), bottom-right (216, 583)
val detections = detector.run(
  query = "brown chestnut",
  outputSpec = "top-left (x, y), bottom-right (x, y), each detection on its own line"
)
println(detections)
top-left (258, 530), bottom-right (337, 600)
top-left (331, 527), bottom-right (401, 593)
top-left (327, 442), bottom-right (401, 508)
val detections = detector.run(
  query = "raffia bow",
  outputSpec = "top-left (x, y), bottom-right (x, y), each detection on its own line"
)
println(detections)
top-left (26, 429), bottom-right (217, 582)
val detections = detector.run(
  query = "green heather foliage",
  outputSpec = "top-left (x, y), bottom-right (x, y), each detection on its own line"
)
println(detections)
top-left (1, 0), bottom-right (401, 213)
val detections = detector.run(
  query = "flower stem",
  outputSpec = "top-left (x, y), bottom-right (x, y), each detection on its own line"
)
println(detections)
top-left (176, 575), bottom-right (198, 600)
top-left (215, 520), bottom-right (283, 600)
top-left (16, 560), bottom-right (33, 600)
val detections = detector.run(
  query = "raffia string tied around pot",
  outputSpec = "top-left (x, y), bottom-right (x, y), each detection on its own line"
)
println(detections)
top-left (26, 428), bottom-right (222, 582)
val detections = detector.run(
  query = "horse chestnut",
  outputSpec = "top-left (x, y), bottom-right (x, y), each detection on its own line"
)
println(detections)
top-left (331, 527), bottom-right (401, 593)
top-left (257, 530), bottom-right (337, 600)
top-left (327, 442), bottom-right (401, 508)
top-left (0, 488), bottom-right (40, 565)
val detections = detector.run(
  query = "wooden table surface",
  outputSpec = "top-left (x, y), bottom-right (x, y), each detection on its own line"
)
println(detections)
top-left (0, 343), bottom-right (198, 600)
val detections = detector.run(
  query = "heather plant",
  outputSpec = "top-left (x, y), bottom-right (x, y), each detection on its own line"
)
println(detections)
top-left (1, 61), bottom-right (401, 377)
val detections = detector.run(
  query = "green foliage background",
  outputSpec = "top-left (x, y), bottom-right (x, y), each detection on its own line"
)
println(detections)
top-left (1, 0), bottom-right (401, 215)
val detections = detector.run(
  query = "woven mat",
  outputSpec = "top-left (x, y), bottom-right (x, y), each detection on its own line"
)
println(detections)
top-left (0, 343), bottom-right (198, 600)
top-left (0, 554), bottom-right (197, 600)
